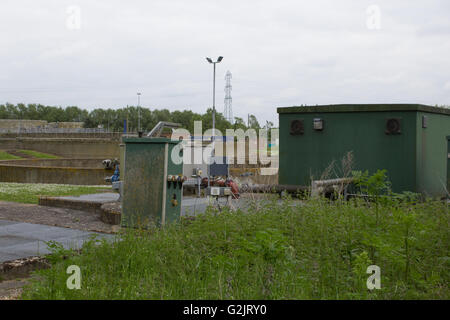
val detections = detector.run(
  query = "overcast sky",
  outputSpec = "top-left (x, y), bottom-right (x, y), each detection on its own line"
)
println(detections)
top-left (1, 0), bottom-right (449, 125)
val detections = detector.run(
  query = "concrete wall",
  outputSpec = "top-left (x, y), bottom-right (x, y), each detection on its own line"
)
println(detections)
top-left (0, 119), bottom-right (47, 130)
top-left (0, 119), bottom-right (83, 130)
top-left (0, 132), bottom-right (122, 139)
top-left (0, 137), bottom-right (119, 158)
top-left (47, 122), bottom-right (83, 128)
top-left (0, 159), bottom-right (113, 185)
top-left (0, 158), bottom-right (105, 168)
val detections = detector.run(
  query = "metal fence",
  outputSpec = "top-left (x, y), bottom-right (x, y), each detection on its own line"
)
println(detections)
top-left (0, 127), bottom-right (110, 134)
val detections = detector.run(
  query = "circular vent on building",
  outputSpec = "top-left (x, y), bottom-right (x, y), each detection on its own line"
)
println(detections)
top-left (290, 119), bottom-right (304, 135)
top-left (386, 118), bottom-right (401, 135)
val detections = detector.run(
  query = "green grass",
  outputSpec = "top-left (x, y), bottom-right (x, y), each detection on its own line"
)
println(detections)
top-left (18, 150), bottom-right (60, 159)
top-left (0, 150), bottom-right (22, 160)
top-left (21, 195), bottom-right (449, 300)
top-left (0, 182), bottom-right (111, 204)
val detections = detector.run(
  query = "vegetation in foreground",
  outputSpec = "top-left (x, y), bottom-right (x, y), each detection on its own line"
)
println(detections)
top-left (21, 171), bottom-right (449, 300)
top-left (0, 182), bottom-right (111, 204)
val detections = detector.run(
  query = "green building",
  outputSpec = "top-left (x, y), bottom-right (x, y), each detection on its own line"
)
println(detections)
top-left (277, 104), bottom-right (450, 197)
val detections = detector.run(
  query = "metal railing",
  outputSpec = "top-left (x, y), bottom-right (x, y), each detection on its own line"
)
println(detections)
top-left (0, 127), bottom-right (109, 134)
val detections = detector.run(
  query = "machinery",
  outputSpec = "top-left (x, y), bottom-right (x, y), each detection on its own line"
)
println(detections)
top-left (203, 156), bottom-right (239, 200)
top-left (147, 121), bottom-right (182, 138)
top-left (120, 120), bottom-right (241, 226)
top-left (102, 158), bottom-right (119, 170)
top-left (182, 150), bottom-right (240, 199)
top-left (103, 158), bottom-right (122, 200)
top-left (121, 137), bottom-right (185, 227)
top-left (103, 158), bottom-right (120, 178)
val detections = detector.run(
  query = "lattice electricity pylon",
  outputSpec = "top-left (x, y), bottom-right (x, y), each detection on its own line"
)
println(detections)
top-left (224, 70), bottom-right (233, 123)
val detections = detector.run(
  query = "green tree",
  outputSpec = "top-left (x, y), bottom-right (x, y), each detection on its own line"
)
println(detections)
top-left (233, 117), bottom-right (248, 130)
top-left (248, 114), bottom-right (260, 129)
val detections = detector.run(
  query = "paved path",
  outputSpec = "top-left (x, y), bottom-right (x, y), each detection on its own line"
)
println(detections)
top-left (0, 220), bottom-right (112, 263)
top-left (51, 193), bottom-right (236, 217)
top-left (0, 193), bottom-right (283, 264)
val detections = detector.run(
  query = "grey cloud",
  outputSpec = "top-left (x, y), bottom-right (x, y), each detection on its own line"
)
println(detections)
top-left (0, 0), bottom-right (449, 125)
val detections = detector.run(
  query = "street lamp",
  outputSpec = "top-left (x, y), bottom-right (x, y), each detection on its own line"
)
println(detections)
top-left (205, 56), bottom-right (223, 189)
top-left (137, 92), bottom-right (141, 134)
top-left (205, 56), bottom-right (223, 150)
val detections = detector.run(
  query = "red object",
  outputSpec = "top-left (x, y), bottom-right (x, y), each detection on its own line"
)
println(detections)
top-left (201, 177), bottom-right (240, 198)
top-left (226, 180), bottom-right (240, 199)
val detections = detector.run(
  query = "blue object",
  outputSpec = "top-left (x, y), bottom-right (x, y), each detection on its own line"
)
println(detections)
top-left (111, 165), bottom-right (120, 182)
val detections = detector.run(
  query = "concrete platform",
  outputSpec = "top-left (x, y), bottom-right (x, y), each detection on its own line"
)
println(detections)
top-left (39, 193), bottom-right (222, 217)
top-left (57, 193), bottom-right (119, 203)
top-left (38, 192), bottom-right (282, 223)
top-left (39, 193), bottom-right (119, 214)
top-left (181, 196), bottom-right (236, 216)
top-left (0, 220), bottom-right (112, 263)
top-left (0, 201), bottom-right (118, 234)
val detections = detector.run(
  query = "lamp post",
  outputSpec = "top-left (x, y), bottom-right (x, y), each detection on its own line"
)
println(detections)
top-left (206, 56), bottom-right (223, 188)
top-left (137, 92), bottom-right (141, 134)
top-left (205, 56), bottom-right (223, 151)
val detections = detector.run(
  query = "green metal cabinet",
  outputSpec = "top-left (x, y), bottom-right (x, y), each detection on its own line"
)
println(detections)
top-left (447, 136), bottom-right (450, 192)
top-left (121, 137), bottom-right (183, 227)
top-left (277, 104), bottom-right (450, 197)
top-left (119, 142), bottom-right (125, 181)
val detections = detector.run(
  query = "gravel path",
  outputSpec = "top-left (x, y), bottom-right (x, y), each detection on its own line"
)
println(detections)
top-left (0, 278), bottom-right (28, 300)
top-left (0, 201), bottom-right (116, 300)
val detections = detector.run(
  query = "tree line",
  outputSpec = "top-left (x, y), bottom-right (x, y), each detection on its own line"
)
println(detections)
top-left (0, 103), bottom-right (267, 133)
